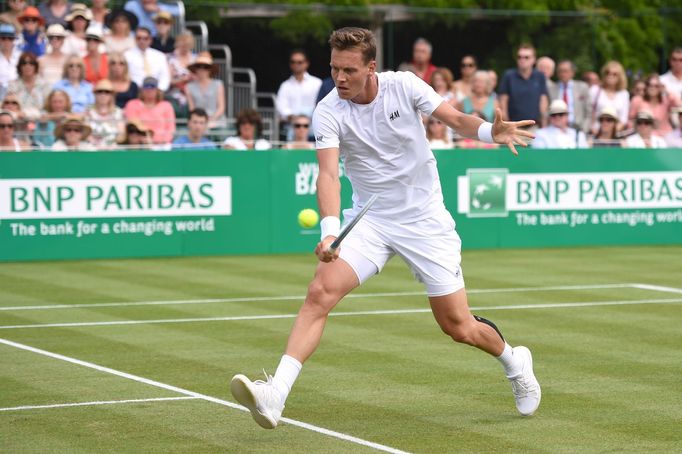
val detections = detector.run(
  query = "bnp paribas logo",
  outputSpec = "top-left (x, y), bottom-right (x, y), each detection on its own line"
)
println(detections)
top-left (467, 168), bottom-right (507, 217)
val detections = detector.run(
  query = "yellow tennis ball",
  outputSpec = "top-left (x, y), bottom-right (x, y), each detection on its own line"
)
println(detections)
top-left (298, 208), bottom-right (319, 228)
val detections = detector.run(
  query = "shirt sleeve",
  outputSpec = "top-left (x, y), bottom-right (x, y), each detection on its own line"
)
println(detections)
top-left (498, 70), bottom-right (511, 96)
top-left (403, 71), bottom-right (443, 116)
top-left (312, 102), bottom-right (340, 149)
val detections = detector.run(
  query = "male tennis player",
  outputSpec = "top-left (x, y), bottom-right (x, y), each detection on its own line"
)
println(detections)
top-left (231, 27), bottom-right (540, 428)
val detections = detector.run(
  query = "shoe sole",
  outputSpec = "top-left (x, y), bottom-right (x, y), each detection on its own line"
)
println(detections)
top-left (230, 374), bottom-right (277, 429)
top-left (515, 346), bottom-right (541, 417)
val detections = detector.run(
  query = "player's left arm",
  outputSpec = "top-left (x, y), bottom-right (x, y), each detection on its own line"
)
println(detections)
top-left (431, 101), bottom-right (535, 156)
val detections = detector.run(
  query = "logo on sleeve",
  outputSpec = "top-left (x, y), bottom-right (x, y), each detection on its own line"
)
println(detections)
top-left (316, 135), bottom-right (324, 142)
top-left (389, 110), bottom-right (400, 121)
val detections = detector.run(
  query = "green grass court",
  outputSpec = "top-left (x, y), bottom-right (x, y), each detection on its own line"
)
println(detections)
top-left (1, 246), bottom-right (681, 453)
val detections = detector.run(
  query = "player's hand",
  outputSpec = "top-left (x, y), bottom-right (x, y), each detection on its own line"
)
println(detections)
top-left (315, 236), bottom-right (339, 262)
top-left (491, 108), bottom-right (535, 156)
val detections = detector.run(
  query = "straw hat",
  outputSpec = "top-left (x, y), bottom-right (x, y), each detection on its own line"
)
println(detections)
top-left (94, 79), bottom-right (114, 92)
top-left (187, 53), bottom-right (218, 76)
top-left (597, 106), bottom-right (618, 121)
top-left (18, 6), bottom-right (45, 27)
top-left (548, 99), bottom-right (568, 116)
top-left (55, 115), bottom-right (92, 140)
top-left (66, 3), bottom-right (93, 23)
top-left (118, 119), bottom-right (151, 144)
top-left (153, 11), bottom-right (173, 23)
top-left (46, 24), bottom-right (68, 38)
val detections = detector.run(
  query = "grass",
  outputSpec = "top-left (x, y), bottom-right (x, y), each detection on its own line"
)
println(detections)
top-left (1, 245), bottom-right (681, 453)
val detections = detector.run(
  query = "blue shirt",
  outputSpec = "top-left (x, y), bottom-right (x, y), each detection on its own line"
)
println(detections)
top-left (124, 0), bottom-right (180, 37)
top-left (21, 31), bottom-right (47, 57)
top-left (499, 68), bottom-right (548, 122)
top-left (172, 135), bottom-right (217, 150)
top-left (52, 79), bottom-right (94, 113)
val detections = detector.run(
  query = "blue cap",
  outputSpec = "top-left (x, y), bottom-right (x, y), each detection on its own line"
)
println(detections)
top-left (0, 23), bottom-right (17, 37)
top-left (142, 76), bottom-right (158, 89)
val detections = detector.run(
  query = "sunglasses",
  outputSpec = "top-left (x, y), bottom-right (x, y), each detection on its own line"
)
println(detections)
top-left (95, 90), bottom-right (113, 95)
top-left (22, 17), bottom-right (39, 23)
top-left (109, 60), bottom-right (126, 65)
top-left (85, 37), bottom-right (101, 42)
top-left (0, 123), bottom-right (14, 129)
top-left (20, 60), bottom-right (37, 65)
top-left (155, 19), bottom-right (171, 24)
top-left (64, 127), bottom-right (83, 133)
top-left (550, 113), bottom-right (568, 117)
top-left (517, 55), bottom-right (532, 60)
top-left (290, 60), bottom-right (305, 65)
top-left (136, 35), bottom-right (151, 41)
top-left (461, 62), bottom-right (475, 68)
top-left (127, 127), bottom-right (143, 134)
top-left (2, 100), bottom-right (19, 106)
top-left (48, 35), bottom-right (65, 40)
top-left (294, 123), bottom-right (309, 128)
top-left (193, 64), bottom-right (212, 70)
top-left (67, 63), bottom-right (81, 68)
top-left (636, 120), bottom-right (653, 125)
top-left (0, 36), bottom-right (14, 41)
top-left (599, 117), bottom-right (615, 122)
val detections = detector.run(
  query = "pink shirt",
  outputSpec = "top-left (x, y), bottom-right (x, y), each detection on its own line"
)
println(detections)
top-left (628, 95), bottom-right (679, 136)
top-left (124, 99), bottom-right (176, 144)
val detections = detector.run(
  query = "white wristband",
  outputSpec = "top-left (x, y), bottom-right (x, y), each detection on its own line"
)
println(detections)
top-left (320, 216), bottom-right (340, 240)
top-left (477, 122), bottom-right (494, 143)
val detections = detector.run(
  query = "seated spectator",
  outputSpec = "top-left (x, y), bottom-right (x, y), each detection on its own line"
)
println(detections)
top-left (589, 107), bottom-right (622, 148)
top-left (283, 115), bottom-right (314, 150)
top-left (90, 0), bottom-right (109, 31)
top-left (430, 67), bottom-right (454, 101)
top-left (624, 110), bottom-right (667, 148)
top-left (186, 53), bottom-right (226, 128)
top-left (38, 24), bottom-right (68, 86)
top-left (107, 51), bottom-right (138, 108)
top-left (151, 11), bottom-right (174, 54)
top-left (398, 37), bottom-right (437, 84)
top-left (223, 108), bottom-right (271, 150)
top-left (533, 99), bottom-right (588, 149)
top-left (52, 114), bottom-right (92, 150)
top-left (117, 118), bottom-right (152, 147)
top-left (452, 55), bottom-right (477, 102)
top-left (63, 3), bottom-right (92, 57)
top-left (37, 0), bottom-right (72, 28)
top-left (104, 9), bottom-right (137, 54)
top-left (173, 108), bottom-right (217, 150)
top-left (0, 0), bottom-right (26, 32)
top-left (36, 88), bottom-right (72, 147)
top-left (0, 23), bottom-right (21, 97)
top-left (457, 70), bottom-right (499, 123)
top-left (18, 7), bottom-right (47, 57)
top-left (628, 74), bottom-right (679, 137)
top-left (0, 110), bottom-right (29, 151)
top-left (53, 55), bottom-right (94, 113)
top-left (1, 93), bottom-right (32, 137)
top-left (123, 76), bottom-right (175, 144)
top-left (124, 0), bottom-right (179, 37)
top-left (85, 79), bottom-right (124, 149)
top-left (167, 31), bottom-right (195, 113)
top-left (125, 25), bottom-right (170, 91)
top-left (425, 116), bottom-right (454, 149)
top-left (582, 71), bottom-right (600, 88)
top-left (665, 107), bottom-right (682, 147)
top-left (83, 25), bottom-right (108, 84)
top-left (590, 61), bottom-right (629, 133)
top-left (8, 52), bottom-right (52, 122)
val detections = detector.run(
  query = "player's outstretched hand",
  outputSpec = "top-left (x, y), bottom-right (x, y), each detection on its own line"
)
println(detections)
top-left (315, 236), bottom-right (340, 262)
top-left (491, 108), bottom-right (535, 156)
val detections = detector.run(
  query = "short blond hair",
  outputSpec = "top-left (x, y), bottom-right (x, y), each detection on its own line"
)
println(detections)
top-left (329, 27), bottom-right (376, 64)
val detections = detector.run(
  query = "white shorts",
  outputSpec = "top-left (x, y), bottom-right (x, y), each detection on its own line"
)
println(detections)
top-left (338, 210), bottom-right (464, 297)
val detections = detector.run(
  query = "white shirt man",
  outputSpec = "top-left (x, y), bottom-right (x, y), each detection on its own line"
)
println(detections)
top-left (660, 48), bottom-right (682, 100)
top-left (533, 100), bottom-right (588, 149)
top-left (0, 24), bottom-right (20, 96)
top-left (124, 27), bottom-right (170, 91)
top-left (276, 50), bottom-right (322, 121)
top-left (624, 111), bottom-right (667, 149)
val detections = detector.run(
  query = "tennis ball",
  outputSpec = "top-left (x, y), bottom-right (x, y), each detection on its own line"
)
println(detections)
top-left (298, 208), bottom-right (319, 228)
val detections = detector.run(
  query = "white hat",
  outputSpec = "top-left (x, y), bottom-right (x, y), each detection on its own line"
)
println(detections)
top-left (548, 99), bottom-right (568, 116)
top-left (46, 23), bottom-right (68, 38)
top-left (85, 25), bottom-right (104, 41)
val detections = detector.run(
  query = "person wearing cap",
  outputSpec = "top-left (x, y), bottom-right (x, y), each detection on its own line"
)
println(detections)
top-left (0, 0), bottom-right (27, 33)
top-left (589, 106), bottom-right (622, 148)
top-left (117, 119), bottom-right (152, 148)
top-left (38, 24), bottom-right (68, 86)
top-left (104, 9), bottom-right (137, 54)
top-left (664, 107), bottom-right (682, 148)
top-left (17, 7), bottom-right (47, 57)
top-left (1, 24), bottom-right (21, 98)
top-left (53, 55), bottom-right (94, 113)
top-left (172, 108), bottom-right (217, 150)
top-left (7, 52), bottom-right (51, 122)
top-left (51, 114), bottom-right (93, 150)
top-left (124, 0), bottom-right (179, 38)
top-left (0, 110), bottom-right (29, 151)
top-left (38, 0), bottom-right (73, 28)
top-left (62, 3), bottom-right (92, 57)
top-left (151, 11), bottom-right (174, 54)
top-left (123, 75), bottom-right (175, 144)
top-left (85, 79), bottom-right (124, 149)
top-left (186, 52), bottom-right (226, 129)
top-left (124, 25), bottom-right (170, 91)
top-left (624, 110), bottom-right (667, 149)
top-left (83, 25), bottom-right (108, 84)
top-left (532, 99), bottom-right (588, 149)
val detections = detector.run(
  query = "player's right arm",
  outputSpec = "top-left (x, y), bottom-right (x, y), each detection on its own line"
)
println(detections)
top-left (315, 147), bottom-right (341, 262)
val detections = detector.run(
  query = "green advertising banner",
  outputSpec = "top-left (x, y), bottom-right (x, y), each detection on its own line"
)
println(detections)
top-left (1, 149), bottom-right (681, 261)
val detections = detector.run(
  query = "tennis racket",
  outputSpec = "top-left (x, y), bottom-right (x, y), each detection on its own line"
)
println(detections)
top-left (327, 194), bottom-right (379, 253)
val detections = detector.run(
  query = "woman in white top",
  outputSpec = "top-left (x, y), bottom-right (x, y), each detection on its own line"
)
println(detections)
top-left (51, 114), bottom-right (93, 151)
top-left (222, 108), bottom-right (271, 150)
top-left (0, 111), bottom-right (28, 151)
top-left (425, 116), bottom-right (454, 149)
top-left (84, 79), bottom-right (124, 149)
top-left (451, 55), bottom-right (477, 102)
top-left (38, 24), bottom-right (68, 86)
top-left (62, 5), bottom-right (92, 57)
top-left (589, 61), bottom-right (630, 134)
top-left (623, 111), bottom-right (667, 148)
top-left (103, 9), bottom-right (136, 54)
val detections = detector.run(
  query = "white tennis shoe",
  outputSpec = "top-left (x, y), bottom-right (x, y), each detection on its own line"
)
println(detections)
top-left (508, 346), bottom-right (541, 416)
top-left (231, 372), bottom-right (284, 429)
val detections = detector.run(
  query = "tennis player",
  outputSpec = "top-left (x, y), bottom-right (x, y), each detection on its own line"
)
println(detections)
top-left (231, 27), bottom-right (541, 428)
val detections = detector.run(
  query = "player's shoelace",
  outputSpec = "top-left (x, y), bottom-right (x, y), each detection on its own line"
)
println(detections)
top-left (511, 375), bottom-right (538, 398)
top-left (253, 370), bottom-right (283, 410)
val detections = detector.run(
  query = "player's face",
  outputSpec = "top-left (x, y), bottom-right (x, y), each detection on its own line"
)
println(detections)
top-left (330, 48), bottom-right (376, 101)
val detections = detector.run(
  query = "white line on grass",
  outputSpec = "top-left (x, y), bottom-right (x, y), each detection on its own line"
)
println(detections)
top-left (0, 396), bottom-right (198, 412)
top-left (0, 338), bottom-right (410, 454)
top-left (0, 283), bottom-right (638, 312)
top-left (630, 283), bottom-right (682, 295)
top-left (1, 297), bottom-right (681, 330)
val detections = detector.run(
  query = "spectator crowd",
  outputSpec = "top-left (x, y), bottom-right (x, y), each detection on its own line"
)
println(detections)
top-left (1, 2), bottom-right (681, 152)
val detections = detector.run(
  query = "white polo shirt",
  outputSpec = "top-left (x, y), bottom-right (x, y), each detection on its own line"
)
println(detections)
top-left (276, 72), bottom-right (322, 118)
top-left (313, 71), bottom-right (446, 223)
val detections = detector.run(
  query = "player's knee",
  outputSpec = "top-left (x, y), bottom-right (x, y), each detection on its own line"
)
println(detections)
top-left (439, 320), bottom-right (476, 345)
top-left (304, 279), bottom-right (339, 313)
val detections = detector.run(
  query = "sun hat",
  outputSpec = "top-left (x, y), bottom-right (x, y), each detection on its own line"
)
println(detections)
top-left (153, 11), bottom-right (173, 23)
top-left (548, 99), bottom-right (568, 116)
top-left (66, 3), bottom-right (93, 23)
top-left (46, 24), bottom-right (68, 38)
top-left (94, 79), bottom-right (114, 92)
top-left (104, 9), bottom-right (138, 31)
top-left (55, 115), bottom-right (92, 140)
top-left (18, 6), bottom-right (45, 27)
top-left (597, 106), bottom-right (618, 121)
top-left (635, 110), bottom-right (654, 122)
top-left (187, 53), bottom-right (218, 76)
top-left (85, 25), bottom-right (104, 42)
top-left (0, 23), bottom-right (17, 38)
